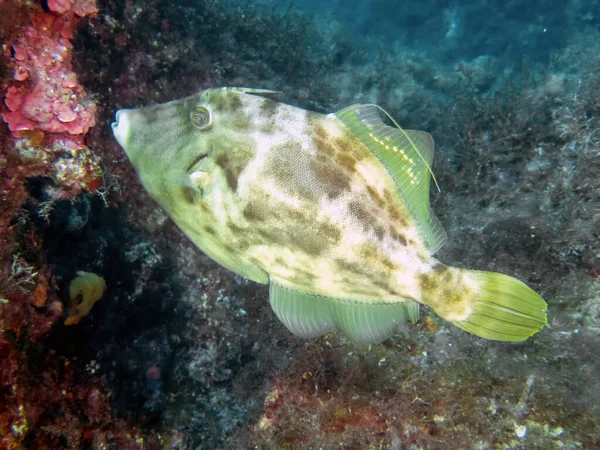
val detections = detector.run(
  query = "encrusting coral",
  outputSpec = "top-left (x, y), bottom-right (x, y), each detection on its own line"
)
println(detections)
top-left (1, 0), bottom-right (103, 197)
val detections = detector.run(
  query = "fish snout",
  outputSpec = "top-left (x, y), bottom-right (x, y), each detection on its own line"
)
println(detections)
top-left (111, 109), bottom-right (133, 151)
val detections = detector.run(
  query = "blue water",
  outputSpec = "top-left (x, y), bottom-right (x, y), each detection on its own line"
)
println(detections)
top-left (247, 0), bottom-right (595, 65)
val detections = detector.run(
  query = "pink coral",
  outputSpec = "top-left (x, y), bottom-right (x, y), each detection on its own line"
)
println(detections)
top-left (1, 0), bottom-right (103, 197)
top-left (2, 12), bottom-right (97, 136)
top-left (48, 0), bottom-right (98, 17)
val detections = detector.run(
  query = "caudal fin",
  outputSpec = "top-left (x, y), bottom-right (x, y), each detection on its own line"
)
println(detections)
top-left (452, 271), bottom-right (547, 342)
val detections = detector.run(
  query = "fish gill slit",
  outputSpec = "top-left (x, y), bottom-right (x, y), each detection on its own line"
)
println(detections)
top-left (186, 153), bottom-right (209, 173)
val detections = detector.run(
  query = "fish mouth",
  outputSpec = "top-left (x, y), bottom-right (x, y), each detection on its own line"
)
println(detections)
top-left (111, 109), bottom-right (122, 130)
top-left (111, 109), bottom-right (131, 150)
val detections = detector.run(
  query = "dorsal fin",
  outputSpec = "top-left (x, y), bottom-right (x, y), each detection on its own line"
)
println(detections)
top-left (335, 104), bottom-right (447, 254)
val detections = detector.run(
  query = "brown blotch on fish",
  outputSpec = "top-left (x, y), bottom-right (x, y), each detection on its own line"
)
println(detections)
top-left (418, 273), bottom-right (437, 293)
top-left (207, 92), bottom-right (228, 111)
top-left (263, 228), bottom-right (321, 256)
top-left (339, 246), bottom-right (392, 289)
top-left (371, 278), bottom-right (392, 291)
top-left (294, 220), bottom-right (341, 256)
top-left (312, 159), bottom-right (352, 199)
top-left (204, 225), bottom-right (217, 236)
top-left (388, 227), bottom-right (408, 246)
top-left (260, 99), bottom-right (279, 118)
top-left (260, 122), bottom-right (277, 134)
top-left (432, 263), bottom-right (449, 277)
top-left (383, 190), bottom-right (408, 226)
top-left (232, 116), bottom-right (251, 130)
top-left (349, 201), bottom-right (376, 231)
top-left (253, 206), bottom-right (341, 257)
top-left (215, 153), bottom-right (239, 191)
top-left (359, 242), bottom-right (397, 274)
top-left (388, 205), bottom-right (401, 221)
top-left (383, 189), bottom-right (396, 204)
top-left (367, 185), bottom-right (385, 208)
top-left (432, 263), bottom-right (448, 275)
top-left (243, 200), bottom-right (269, 223)
top-left (358, 242), bottom-right (380, 261)
top-left (289, 268), bottom-right (317, 285)
top-left (335, 134), bottom-right (364, 161)
top-left (443, 289), bottom-right (462, 306)
top-left (317, 138), bottom-right (337, 157)
top-left (230, 94), bottom-right (242, 110)
top-left (390, 208), bottom-right (409, 227)
top-left (266, 142), bottom-right (318, 200)
top-left (310, 121), bottom-right (357, 175)
top-left (336, 152), bottom-right (357, 172)
top-left (215, 149), bottom-right (253, 192)
top-left (435, 266), bottom-right (453, 283)
top-left (236, 239), bottom-right (250, 251)
top-left (208, 91), bottom-right (243, 112)
top-left (316, 153), bottom-right (328, 163)
top-left (318, 221), bottom-right (342, 245)
top-left (311, 122), bottom-right (328, 140)
top-left (418, 254), bottom-right (429, 265)
top-left (274, 256), bottom-right (289, 268)
top-left (221, 244), bottom-right (236, 254)
top-left (335, 259), bottom-right (364, 278)
top-left (374, 225), bottom-right (386, 241)
top-left (380, 256), bottom-right (395, 270)
top-left (227, 221), bottom-right (248, 238)
top-left (181, 185), bottom-right (197, 204)
top-left (284, 207), bottom-right (305, 222)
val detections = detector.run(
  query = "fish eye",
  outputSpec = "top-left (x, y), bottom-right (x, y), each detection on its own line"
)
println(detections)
top-left (190, 106), bottom-right (211, 130)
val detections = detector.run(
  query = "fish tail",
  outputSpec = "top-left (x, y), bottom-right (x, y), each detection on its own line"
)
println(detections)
top-left (448, 271), bottom-right (547, 342)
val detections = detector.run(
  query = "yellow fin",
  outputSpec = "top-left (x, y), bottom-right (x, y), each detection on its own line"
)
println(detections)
top-left (452, 271), bottom-right (547, 342)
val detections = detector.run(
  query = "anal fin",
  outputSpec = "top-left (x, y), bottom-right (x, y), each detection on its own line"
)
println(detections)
top-left (269, 279), bottom-right (419, 343)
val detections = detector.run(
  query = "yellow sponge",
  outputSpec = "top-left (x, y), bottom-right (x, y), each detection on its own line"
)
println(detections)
top-left (64, 271), bottom-right (106, 326)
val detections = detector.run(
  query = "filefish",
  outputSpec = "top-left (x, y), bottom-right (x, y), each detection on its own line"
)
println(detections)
top-left (112, 87), bottom-right (547, 343)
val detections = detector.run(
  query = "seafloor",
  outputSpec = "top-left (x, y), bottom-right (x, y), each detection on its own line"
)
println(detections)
top-left (0, 0), bottom-right (599, 449)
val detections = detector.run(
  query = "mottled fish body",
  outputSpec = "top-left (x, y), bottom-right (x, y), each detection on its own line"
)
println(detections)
top-left (112, 87), bottom-right (547, 343)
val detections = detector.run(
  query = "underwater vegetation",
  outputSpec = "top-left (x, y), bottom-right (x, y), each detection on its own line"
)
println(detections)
top-left (0, 0), bottom-right (599, 449)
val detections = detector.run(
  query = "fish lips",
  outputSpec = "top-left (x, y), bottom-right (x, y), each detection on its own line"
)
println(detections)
top-left (111, 109), bottom-right (132, 152)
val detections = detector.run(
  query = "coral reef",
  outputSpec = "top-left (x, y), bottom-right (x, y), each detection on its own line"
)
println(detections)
top-left (0, 0), bottom-right (170, 447)
top-left (3, 12), bottom-right (97, 136)
top-left (1, 0), bottom-right (102, 202)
